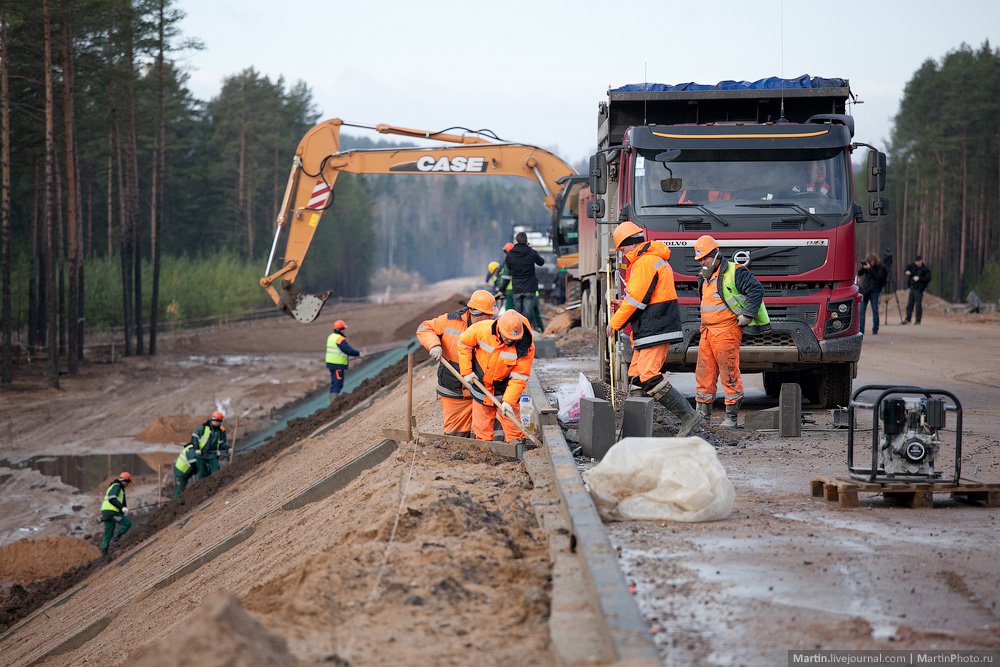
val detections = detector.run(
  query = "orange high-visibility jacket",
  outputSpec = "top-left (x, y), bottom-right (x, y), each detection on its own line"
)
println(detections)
top-left (457, 315), bottom-right (535, 406)
top-left (416, 308), bottom-right (474, 399)
top-left (609, 241), bottom-right (683, 349)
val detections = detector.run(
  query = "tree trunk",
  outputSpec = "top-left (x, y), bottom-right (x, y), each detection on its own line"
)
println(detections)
top-left (0, 16), bottom-right (12, 384)
top-left (149, 0), bottom-right (165, 355)
top-left (121, 6), bottom-right (143, 355)
top-left (43, 0), bottom-right (59, 387)
top-left (61, 9), bottom-right (81, 372)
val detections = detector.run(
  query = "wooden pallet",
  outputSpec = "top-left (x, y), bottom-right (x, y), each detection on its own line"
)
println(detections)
top-left (810, 475), bottom-right (1000, 508)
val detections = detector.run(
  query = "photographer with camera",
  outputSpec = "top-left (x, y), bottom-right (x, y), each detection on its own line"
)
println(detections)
top-left (857, 253), bottom-right (888, 335)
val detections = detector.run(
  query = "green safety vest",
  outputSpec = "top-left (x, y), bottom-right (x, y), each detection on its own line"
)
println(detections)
top-left (175, 445), bottom-right (196, 474)
top-left (717, 262), bottom-right (771, 334)
top-left (326, 332), bottom-right (349, 364)
top-left (100, 481), bottom-right (126, 513)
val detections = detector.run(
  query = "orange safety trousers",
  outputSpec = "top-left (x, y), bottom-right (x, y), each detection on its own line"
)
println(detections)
top-left (440, 396), bottom-right (473, 434)
top-left (627, 343), bottom-right (670, 383)
top-left (695, 321), bottom-right (744, 406)
top-left (472, 400), bottom-right (524, 442)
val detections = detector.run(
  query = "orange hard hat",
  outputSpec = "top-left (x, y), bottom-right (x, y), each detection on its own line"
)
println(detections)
top-left (211, 411), bottom-right (224, 421)
top-left (118, 472), bottom-right (132, 483)
top-left (467, 290), bottom-right (498, 315)
top-left (502, 242), bottom-right (514, 252)
top-left (497, 310), bottom-right (525, 341)
top-left (333, 319), bottom-right (347, 330)
top-left (612, 221), bottom-right (644, 249)
top-left (693, 235), bottom-right (720, 260)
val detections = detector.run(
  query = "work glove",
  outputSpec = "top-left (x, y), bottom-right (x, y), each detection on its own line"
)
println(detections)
top-left (499, 402), bottom-right (516, 422)
top-left (605, 324), bottom-right (615, 339)
top-left (462, 372), bottom-right (477, 386)
top-left (737, 315), bottom-right (752, 327)
top-left (428, 346), bottom-right (442, 361)
top-left (121, 507), bottom-right (129, 515)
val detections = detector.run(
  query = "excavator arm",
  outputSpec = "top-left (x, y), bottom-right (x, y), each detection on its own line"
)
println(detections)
top-left (261, 118), bottom-right (576, 322)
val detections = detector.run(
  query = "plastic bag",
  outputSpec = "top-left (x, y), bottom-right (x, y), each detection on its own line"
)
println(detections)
top-left (556, 373), bottom-right (595, 423)
top-left (583, 436), bottom-right (735, 522)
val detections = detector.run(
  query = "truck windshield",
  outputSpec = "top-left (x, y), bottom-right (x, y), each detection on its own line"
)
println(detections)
top-left (633, 151), bottom-right (850, 222)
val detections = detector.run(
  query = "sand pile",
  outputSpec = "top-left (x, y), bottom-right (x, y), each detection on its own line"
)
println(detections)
top-left (136, 415), bottom-right (201, 443)
top-left (0, 536), bottom-right (99, 583)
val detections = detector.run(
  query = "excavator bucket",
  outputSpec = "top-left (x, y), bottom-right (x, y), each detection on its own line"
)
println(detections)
top-left (278, 279), bottom-right (331, 324)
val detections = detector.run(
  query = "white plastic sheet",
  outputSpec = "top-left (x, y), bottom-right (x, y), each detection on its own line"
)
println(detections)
top-left (582, 437), bottom-right (735, 522)
top-left (556, 372), bottom-right (595, 423)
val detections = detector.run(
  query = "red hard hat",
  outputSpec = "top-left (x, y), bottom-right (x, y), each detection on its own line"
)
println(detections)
top-left (211, 411), bottom-right (224, 421)
top-left (502, 242), bottom-right (514, 253)
top-left (118, 472), bottom-right (133, 483)
top-left (333, 319), bottom-right (347, 330)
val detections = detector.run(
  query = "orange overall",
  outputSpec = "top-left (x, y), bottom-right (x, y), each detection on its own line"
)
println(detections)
top-left (416, 309), bottom-right (475, 434)
top-left (457, 316), bottom-right (535, 442)
top-left (696, 267), bottom-right (744, 407)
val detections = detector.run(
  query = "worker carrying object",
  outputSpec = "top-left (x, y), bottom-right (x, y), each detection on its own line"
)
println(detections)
top-left (457, 309), bottom-right (535, 444)
top-left (191, 411), bottom-right (229, 479)
top-left (693, 234), bottom-right (770, 428)
top-left (99, 471), bottom-right (132, 556)
top-left (173, 443), bottom-right (199, 498)
top-left (607, 221), bottom-right (702, 437)
top-left (326, 319), bottom-right (361, 396)
top-left (416, 290), bottom-right (498, 438)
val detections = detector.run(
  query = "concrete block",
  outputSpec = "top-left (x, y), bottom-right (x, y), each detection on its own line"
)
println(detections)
top-left (621, 397), bottom-right (654, 438)
top-left (745, 407), bottom-right (779, 431)
top-left (779, 383), bottom-right (802, 437)
top-left (579, 397), bottom-right (615, 460)
top-left (534, 337), bottom-right (558, 359)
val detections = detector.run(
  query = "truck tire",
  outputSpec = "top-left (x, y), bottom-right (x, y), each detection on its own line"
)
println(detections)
top-left (762, 371), bottom-right (800, 397)
top-left (815, 363), bottom-right (852, 408)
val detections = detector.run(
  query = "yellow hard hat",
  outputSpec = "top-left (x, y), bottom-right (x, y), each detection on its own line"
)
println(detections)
top-left (612, 220), bottom-right (644, 249)
top-left (693, 235), bottom-right (720, 260)
top-left (467, 290), bottom-right (498, 315)
top-left (487, 260), bottom-right (500, 274)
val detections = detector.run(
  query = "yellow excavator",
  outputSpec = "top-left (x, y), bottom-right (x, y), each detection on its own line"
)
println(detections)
top-left (261, 118), bottom-right (578, 322)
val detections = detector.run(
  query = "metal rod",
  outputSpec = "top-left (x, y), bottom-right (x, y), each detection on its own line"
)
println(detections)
top-left (406, 352), bottom-right (414, 442)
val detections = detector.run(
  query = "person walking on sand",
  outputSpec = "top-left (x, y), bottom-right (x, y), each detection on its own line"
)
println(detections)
top-left (857, 253), bottom-right (888, 335)
top-left (902, 255), bottom-right (931, 325)
top-left (99, 472), bottom-right (133, 556)
top-left (326, 319), bottom-right (361, 396)
top-left (191, 411), bottom-right (229, 479)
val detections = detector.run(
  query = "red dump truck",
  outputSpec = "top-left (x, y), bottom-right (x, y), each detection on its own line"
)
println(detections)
top-left (588, 76), bottom-right (888, 407)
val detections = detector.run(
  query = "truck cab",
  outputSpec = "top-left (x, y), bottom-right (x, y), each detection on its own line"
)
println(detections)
top-left (590, 77), bottom-right (888, 407)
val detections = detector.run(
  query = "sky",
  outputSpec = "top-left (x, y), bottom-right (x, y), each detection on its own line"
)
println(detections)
top-left (173, 0), bottom-right (999, 165)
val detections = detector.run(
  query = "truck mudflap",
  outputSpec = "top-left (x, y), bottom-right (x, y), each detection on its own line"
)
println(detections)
top-left (665, 321), bottom-right (862, 371)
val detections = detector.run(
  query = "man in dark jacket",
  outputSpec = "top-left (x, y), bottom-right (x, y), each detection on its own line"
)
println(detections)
top-left (504, 232), bottom-right (545, 330)
top-left (857, 253), bottom-right (888, 335)
top-left (902, 255), bottom-right (931, 325)
top-left (191, 411), bottom-right (229, 479)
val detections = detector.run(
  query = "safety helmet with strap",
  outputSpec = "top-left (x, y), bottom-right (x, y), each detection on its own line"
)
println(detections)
top-left (612, 221), bottom-right (645, 249)
top-left (467, 290), bottom-right (498, 315)
top-left (693, 235), bottom-right (720, 260)
top-left (497, 310), bottom-right (525, 341)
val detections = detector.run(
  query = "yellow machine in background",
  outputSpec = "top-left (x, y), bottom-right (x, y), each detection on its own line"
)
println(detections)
top-left (261, 119), bottom-right (577, 322)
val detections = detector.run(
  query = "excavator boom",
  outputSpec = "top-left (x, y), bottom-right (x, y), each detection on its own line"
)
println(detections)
top-left (262, 118), bottom-right (576, 322)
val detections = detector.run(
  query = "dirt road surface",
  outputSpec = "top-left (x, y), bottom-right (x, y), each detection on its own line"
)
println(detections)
top-left (1, 290), bottom-right (998, 665)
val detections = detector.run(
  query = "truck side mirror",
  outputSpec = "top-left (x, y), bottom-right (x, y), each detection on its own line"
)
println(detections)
top-left (588, 198), bottom-right (606, 220)
top-left (590, 153), bottom-right (608, 196)
top-left (867, 195), bottom-right (889, 220)
top-left (866, 150), bottom-right (886, 193)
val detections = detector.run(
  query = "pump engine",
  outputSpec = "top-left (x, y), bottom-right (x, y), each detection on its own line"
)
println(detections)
top-left (878, 396), bottom-right (945, 478)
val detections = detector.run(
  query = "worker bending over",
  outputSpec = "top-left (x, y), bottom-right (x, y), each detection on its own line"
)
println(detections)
top-left (693, 235), bottom-right (770, 428)
top-left (191, 410), bottom-right (229, 478)
top-left (607, 221), bottom-right (702, 437)
top-left (416, 290), bottom-right (498, 437)
top-left (173, 443), bottom-right (199, 498)
top-left (99, 471), bottom-right (132, 556)
top-left (458, 309), bottom-right (535, 445)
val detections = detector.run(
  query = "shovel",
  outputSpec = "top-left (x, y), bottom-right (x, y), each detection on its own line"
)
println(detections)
top-left (438, 357), bottom-right (544, 449)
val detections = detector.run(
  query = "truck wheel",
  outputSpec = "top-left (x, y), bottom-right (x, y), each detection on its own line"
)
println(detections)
top-left (816, 363), bottom-right (852, 408)
top-left (762, 371), bottom-right (798, 397)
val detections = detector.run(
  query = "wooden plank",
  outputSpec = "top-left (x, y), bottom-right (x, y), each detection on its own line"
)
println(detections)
top-left (812, 476), bottom-right (1000, 508)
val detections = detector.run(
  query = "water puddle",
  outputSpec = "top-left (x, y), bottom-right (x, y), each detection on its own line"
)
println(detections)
top-left (0, 452), bottom-right (173, 493)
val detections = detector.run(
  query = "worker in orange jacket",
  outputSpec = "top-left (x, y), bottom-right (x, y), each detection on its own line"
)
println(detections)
top-left (457, 309), bottom-right (535, 444)
top-left (607, 221), bottom-right (702, 437)
top-left (693, 234), bottom-right (770, 428)
top-left (416, 290), bottom-right (498, 437)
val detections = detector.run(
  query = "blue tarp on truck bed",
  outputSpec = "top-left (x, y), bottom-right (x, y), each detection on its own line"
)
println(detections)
top-left (613, 75), bottom-right (848, 93)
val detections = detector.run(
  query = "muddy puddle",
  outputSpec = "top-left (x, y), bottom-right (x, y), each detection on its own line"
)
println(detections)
top-left (0, 453), bottom-right (172, 494)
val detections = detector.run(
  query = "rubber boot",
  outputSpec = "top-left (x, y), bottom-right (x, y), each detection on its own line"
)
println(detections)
top-left (658, 386), bottom-right (703, 437)
top-left (719, 404), bottom-right (739, 429)
top-left (696, 401), bottom-right (712, 420)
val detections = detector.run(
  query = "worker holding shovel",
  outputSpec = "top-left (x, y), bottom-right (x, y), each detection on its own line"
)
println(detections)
top-left (457, 309), bottom-right (535, 446)
top-left (416, 290), bottom-right (498, 438)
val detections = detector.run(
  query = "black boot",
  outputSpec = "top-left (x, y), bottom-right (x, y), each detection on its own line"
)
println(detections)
top-left (657, 386), bottom-right (703, 437)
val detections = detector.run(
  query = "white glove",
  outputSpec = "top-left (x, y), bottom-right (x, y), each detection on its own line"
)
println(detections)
top-left (499, 402), bottom-right (516, 422)
top-left (428, 346), bottom-right (442, 361)
top-left (121, 507), bottom-right (129, 515)
top-left (462, 372), bottom-right (477, 385)
top-left (737, 315), bottom-right (752, 327)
